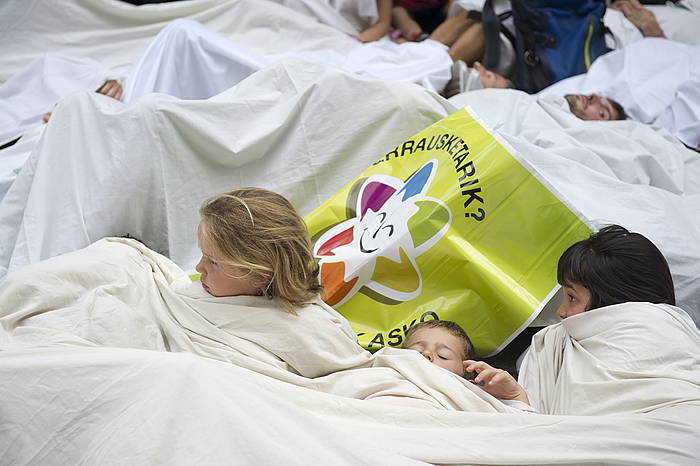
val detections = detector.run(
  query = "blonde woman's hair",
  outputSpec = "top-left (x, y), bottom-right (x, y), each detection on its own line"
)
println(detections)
top-left (199, 188), bottom-right (322, 314)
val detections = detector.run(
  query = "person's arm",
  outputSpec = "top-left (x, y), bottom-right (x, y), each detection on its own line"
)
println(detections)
top-left (358, 0), bottom-right (393, 42)
top-left (609, 0), bottom-right (666, 38)
top-left (464, 360), bottom-right (530, 405)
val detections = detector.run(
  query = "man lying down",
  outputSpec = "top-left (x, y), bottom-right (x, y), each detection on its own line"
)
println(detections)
top-left (450, 37), bottom-right (699, 150)
top-left (1, 188), bottom-right (699, 464)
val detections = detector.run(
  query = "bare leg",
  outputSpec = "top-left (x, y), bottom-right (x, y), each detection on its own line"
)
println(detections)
top-left (447, 22), bottom-right (485, 64)
top-left (392, 6), bottom-right (422, 41)
top-left (429, 14), bottom-right (475, 47)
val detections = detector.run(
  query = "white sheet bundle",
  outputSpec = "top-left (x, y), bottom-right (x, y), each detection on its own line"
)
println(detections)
top-left (122, 18), bottom-right (451, 103)
top-left (0, 58), bottom-right (455, 279)
top-left (1, 238), bottom-right (699, 465)
top-left (0, 0), bottom-right (451, 146)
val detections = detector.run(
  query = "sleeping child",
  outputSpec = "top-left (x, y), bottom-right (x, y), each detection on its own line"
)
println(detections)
top-left (402, 320), bottom-right (529, 404)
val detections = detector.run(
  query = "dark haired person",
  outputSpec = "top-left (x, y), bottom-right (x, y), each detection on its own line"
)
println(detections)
top-left (556, 224), bottom-right (675, 318)
top-left (516, 225), bottom-right (699, 416)
top-left (457, 225), bottom-right (687, 410)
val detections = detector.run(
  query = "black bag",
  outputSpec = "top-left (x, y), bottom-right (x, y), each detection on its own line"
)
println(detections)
top-left (476, 0), bottom-right (611, 94)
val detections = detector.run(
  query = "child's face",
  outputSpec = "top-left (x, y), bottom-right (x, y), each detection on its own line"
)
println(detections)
top-left (557, 282), bottom-right (592, 318)
top-left (404, 327), bottom-right (465, 376)
top-left (195, 224), bottom-right (261, 297)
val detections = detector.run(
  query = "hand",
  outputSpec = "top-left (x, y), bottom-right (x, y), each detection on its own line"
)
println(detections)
top-left (473, 62), bottom-right (509, 89)
top-left (609, 0), bottom-right (665, 38)
top-left (464, 360), bottom-right (529, 404)
top-left (96, 79), bottom-right (124, 100)
top-left (358, 22), bottom-right (390, 42)
top-left (42, 112), bottom-right (52, 123)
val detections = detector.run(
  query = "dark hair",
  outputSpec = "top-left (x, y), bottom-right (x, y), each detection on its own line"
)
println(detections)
top-left (403, 320), bottom-right (475, 360)
top-left (608, 97), bottom-right (627, 121)
top-left (557, 225), bottom-right (675, 310)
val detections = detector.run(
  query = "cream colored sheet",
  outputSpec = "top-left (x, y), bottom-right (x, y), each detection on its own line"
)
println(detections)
top-left (1, 238), bottom-right (699, 465)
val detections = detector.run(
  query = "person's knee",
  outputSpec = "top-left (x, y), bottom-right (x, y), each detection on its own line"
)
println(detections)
top-left (163, 18), bottom-right (202, 38)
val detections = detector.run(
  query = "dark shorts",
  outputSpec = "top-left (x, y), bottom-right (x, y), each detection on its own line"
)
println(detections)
top-left (411, 7), bottom-right (446, 34)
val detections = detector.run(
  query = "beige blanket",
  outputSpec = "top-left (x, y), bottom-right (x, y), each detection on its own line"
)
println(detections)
top-left (1, 239), bottom-right (700, 464)
top-left (0, 238), bottom-right (518, 412)
top-left (520, 301), bottom-right (700, 416)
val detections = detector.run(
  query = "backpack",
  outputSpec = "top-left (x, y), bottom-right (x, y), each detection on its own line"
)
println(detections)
top-left (477, 0), bottom-right (611, 94)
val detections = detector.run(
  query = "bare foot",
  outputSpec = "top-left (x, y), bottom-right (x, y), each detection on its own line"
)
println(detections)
top-left (42, 112), bottom-right (52, 123)
top-left (473, 62), bottom-right (509, 88)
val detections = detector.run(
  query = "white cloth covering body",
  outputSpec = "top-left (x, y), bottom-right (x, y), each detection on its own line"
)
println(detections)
top-left (0, 54), bottom-right (110, 146)
top-left (122, 18), bottom-right (452, 103)
top-left (542, 38), bottom-right (700, 148)
top-left (1, 238), bottom-right (699, 465)
top-left (0, 0), bottom-right (358, 84)
top-left (520, 302), bottom-right (700, 416)
top-left (266, 0), bottom-right (379, 36)
top-left (0, 59), bottom-right (456, 279)
top-left (0, 237), bottom-right (533, 414)
top-left (3, 62), bottom-right (700, 326)
top-left (0, 8), bottom-right (451, 149)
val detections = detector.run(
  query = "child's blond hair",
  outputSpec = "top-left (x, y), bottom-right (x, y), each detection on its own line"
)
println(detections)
top-left (199, 188), bottom-right (322, 314)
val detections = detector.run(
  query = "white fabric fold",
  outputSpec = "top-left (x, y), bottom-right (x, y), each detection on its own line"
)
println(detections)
top-left (1, 239), bottom-right (700, 464)
top-left (520, 302), bottom-right (700, 417)
top-left (0, 59), bottom-right (456, 278)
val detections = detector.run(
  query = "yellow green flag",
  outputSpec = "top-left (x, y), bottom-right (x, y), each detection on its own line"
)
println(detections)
top-left (305, 109), bottom-right (591, 356)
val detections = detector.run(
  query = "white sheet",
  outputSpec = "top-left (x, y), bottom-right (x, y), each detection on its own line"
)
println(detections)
top-left (0, 0), bottom-right (357, 84)
top-left (520, 301), bottom-right (700, 416)
top-left (0, 1), bottom-right (451, 155)
top-left (122, 18), bottom-right (451, 103)
top-left (1, 238), bottom-right (699, 465)
top-left (0, 54), bottom-right (109, 145)
top-left (0, 236), bottom-right (531, 413)
top-left (0, 59), bottom-right (456, 278)
top-left (267, 0), bottom-right (379, 36)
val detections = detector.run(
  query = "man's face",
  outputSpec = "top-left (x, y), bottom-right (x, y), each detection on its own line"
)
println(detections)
top-left (565, 94), bottom-right (620, 121)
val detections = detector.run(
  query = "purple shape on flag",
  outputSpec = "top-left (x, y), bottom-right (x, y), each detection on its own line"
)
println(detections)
top-left (360, 182), bottom-right (396, 219)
